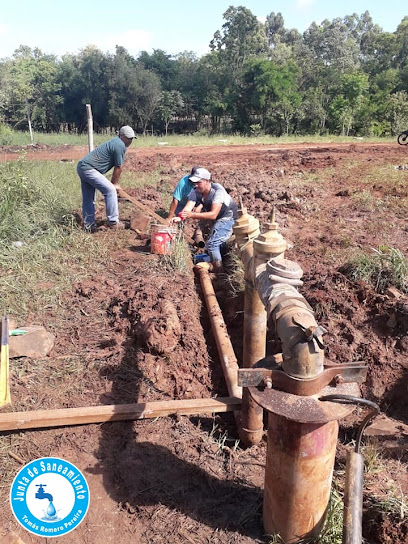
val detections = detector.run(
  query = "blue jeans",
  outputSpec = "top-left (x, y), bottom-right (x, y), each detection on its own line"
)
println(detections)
top-left (77, 165), bottom-right (119, 226)
top-left (206, 218), bottom-right (235, 263)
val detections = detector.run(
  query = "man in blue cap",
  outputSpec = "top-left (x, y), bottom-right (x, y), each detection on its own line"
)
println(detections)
top-left (77, 125), bottom-right (136, 231)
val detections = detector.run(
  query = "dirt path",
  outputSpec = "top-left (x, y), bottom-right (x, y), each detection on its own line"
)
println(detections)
top-left (1, 142), bottom-right (407, 544)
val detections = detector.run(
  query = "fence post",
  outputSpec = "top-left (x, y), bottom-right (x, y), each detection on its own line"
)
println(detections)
top-left (86, 104), bottom-right (94, 152)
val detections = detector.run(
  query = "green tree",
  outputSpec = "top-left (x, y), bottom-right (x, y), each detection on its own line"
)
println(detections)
top-left (105, 46), bottom-right (140, 128)
top-left (210, 6), bottom-right (268, 80)
top-left (158, 90), bottom-right (184, 135)
top-left (133, 69), bottom-right (161, 134)
top-left (138, 49), bottom-right (177, 91)
top-left (388, 91), bottom-right (408, 135)
top-left (329, 72), bottom-right (369, 135)
top-left (6, 46), bottom-right (63, 131)
top-left (238, 57), bottom-right (299, 133)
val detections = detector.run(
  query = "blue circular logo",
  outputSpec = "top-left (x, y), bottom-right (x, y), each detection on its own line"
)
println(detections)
top-left (10, 457), bottom-right (90, 537)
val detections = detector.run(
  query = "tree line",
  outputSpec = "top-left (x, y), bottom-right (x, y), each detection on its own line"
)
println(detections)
top-left (1, 6), bottom-right (408, 137)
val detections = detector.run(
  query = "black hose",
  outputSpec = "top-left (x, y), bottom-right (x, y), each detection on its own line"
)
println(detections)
top-left (319, 394), bottom-right (380, 453)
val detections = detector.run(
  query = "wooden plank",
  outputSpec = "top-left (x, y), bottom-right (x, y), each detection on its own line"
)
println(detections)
top-left (118, 188), bottom-right (167, 225)
top-left (0, 397), bottom-right (242, 432)
top-left (118, 188), bottom-right (195, 245)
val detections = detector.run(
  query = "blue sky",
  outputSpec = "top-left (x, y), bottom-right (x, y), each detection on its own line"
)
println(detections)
top-left (0, 1), bottom-right (406, 59)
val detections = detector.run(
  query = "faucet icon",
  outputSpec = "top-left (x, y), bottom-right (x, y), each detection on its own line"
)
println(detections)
top-left (35, 484), bottom-right (53, 502)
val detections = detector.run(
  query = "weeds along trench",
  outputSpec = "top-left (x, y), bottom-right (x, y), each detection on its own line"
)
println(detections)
top-left (0, 142), bottom-right (408, 544)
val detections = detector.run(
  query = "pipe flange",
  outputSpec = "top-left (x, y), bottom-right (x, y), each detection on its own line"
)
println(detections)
top-left (267, 258), bottom-right (304, 280)
top-left (249, 382), bottom-right (360, 424)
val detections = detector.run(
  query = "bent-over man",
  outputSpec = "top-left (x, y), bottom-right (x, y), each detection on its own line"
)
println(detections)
top-left (77, 125), bottom-right (136, 232)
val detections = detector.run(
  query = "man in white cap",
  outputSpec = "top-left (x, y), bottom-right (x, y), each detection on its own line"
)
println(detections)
top-left (179, 167), bottom-right (238, 272)
top-left (166, 166), bottom-right (202, 224)
top-left (77, 125), bottom-right (136, 231)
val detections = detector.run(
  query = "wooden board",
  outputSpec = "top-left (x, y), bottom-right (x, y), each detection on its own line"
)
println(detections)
top-left (0, 396), bottom-right (242, 432)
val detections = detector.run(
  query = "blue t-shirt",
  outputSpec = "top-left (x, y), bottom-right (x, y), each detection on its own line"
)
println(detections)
top-left (187, 183), bottom-right (238, 222)
top-left (173, 175), bottom-right (195, 207)
top-left (78, 137), bottom-right (126, 174)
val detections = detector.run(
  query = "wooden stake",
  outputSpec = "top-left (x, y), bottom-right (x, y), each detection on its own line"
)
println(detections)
top-left (25, 99), bottom-right (33, 144)
top-left (0, 397), bottom-right (241, 432)
top-left (86, 104), bottom-right (94, 152)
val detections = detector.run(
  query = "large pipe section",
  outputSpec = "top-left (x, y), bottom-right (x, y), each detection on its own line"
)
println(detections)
top-left (195, 266), bottom-right (242, 400)
top-left (234, 205), bottom-right (358, 542)
top-left (264, 415), bottom-right (339, 541)
top-left (233, 201), bottom-right (266, 446)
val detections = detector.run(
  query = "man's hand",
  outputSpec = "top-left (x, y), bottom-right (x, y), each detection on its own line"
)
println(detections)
top-left (180, 210), bottom-right (193, 220)
top-left (114, 184), bottom-right (122, 191)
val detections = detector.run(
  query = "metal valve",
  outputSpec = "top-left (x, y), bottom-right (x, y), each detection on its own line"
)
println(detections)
top-left (292, 317), bottom-right (326, 349)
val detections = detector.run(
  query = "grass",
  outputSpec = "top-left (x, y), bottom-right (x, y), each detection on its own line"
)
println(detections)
top-left (225, 248), bottom-right (245, 297)
top-left (0, 157), bottom-right (114, 319)
top-left (350, 190), bottom-right (384, 212)
top-left (342, 245), bottom-right (408, 294)
top-left (1, 129), bottom-right (395, 148)
top-left (162, 230), bottom-right (192, 274)
top-left (368, 491), bottom-right (407, 520)
top-left (206, 420), bottom-right (240, 454)
top-left (0, 154), bottom-right (177, 319)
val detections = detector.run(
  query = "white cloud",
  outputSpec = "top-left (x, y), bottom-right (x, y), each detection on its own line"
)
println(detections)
top-left (257, 16), bottom-right (266, 24)
top-left (0, 23), bottom-right (8, 36)
top-left (98, 29), bottom-right (153, 55)
top-left (295, 0), bottom-right (316, 9)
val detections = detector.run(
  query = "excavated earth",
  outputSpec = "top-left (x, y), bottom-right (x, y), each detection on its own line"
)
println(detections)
top-left (1, 141), bottom-right (408, 544)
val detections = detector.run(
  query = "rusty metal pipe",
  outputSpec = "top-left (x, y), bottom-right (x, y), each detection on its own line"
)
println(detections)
top-left (196, 266), bottom-right (242, 400)
top-left (343, 451), bottom-right (364, 544)
top-left (234, 237), bottom-right (267, 445)
top-left (255, 265), bottom-right (324, 379)
top-left (264, 413), bottom-right (339, 543)
top-left (239, 280), bottom-right (266, 446)
top-left (194, 227), bottom-right (205, 248)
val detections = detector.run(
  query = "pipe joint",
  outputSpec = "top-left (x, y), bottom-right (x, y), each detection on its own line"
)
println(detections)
top-left (233, 198), bottom-right (260, 249)
top-left (253, 209), bottom-right (287, 261)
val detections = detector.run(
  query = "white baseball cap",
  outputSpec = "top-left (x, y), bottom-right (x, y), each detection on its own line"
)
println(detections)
top-left (119, 126), bottom-right (137, 138)
top-left (189, 167), bottom-right (211, 183)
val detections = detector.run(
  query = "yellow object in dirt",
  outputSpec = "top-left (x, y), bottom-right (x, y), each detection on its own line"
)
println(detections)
top-left (0, 315), bottom-right (11, 408)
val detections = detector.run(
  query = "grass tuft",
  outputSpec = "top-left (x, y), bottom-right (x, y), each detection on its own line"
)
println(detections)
top-left (341, 245), bottom-right (408, 294)
top-left (162, 230), bottom-right (192, 274)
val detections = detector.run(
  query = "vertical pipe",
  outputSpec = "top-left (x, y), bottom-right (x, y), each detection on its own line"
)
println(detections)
top-left (343, 451), bottom-right (364, 544)
top-left (239, 282), bottom-right (267, 446)
top-left (264, 413), bottom-right (338, 543)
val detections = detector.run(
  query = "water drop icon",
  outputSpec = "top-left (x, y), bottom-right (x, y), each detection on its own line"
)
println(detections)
top-left (47, 502), bottom-right (56, 517)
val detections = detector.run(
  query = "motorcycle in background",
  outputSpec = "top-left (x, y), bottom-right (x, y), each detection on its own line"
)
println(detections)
top-left (397, 130), bottom-right (408, 145)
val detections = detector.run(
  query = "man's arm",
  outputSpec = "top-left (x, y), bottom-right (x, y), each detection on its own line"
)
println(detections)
top-left (111, 165), bottom-right (123, 188)
top-left (167, 197), bottom-right (179, 222)
top-left (181, 202), bottom-right (221, 221)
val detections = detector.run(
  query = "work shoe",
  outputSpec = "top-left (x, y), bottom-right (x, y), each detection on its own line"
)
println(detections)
top-left (195, 262), bottom-right (211, 271)
top-left (83, 223), bottom-right (98, 233)
top-left (107, 221), bottom-right (126, 230)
